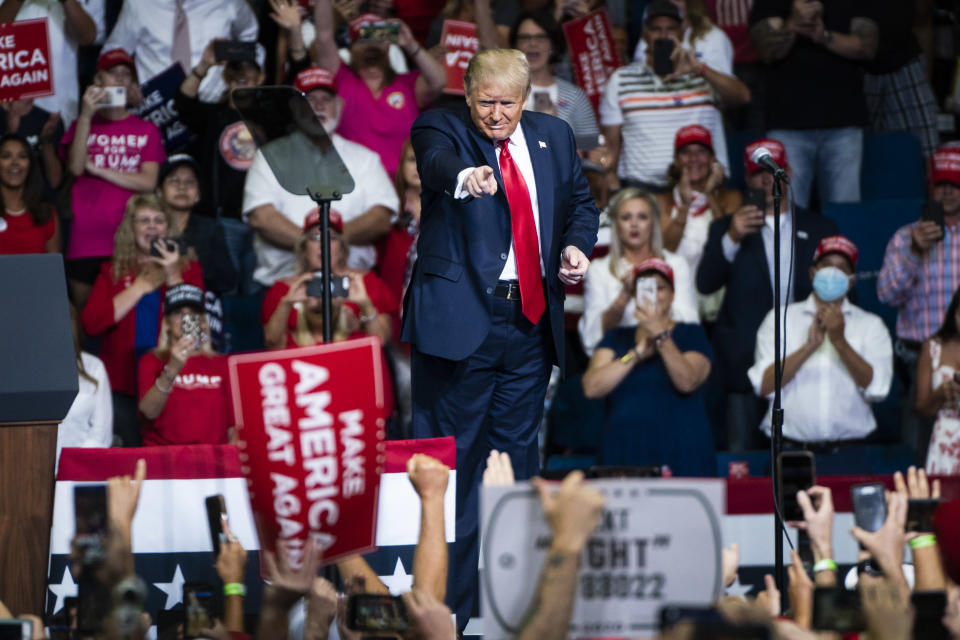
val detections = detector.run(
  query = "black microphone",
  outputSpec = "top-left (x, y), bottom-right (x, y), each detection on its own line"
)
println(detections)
top-left (750, 146), bottom-right (790, 184)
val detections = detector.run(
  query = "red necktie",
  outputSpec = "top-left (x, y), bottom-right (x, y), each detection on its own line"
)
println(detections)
top-left (497, 139), bottom-right (545, 324)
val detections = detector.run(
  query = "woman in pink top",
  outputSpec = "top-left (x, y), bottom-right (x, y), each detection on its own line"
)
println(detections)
top-left (312, 4), bottom-right (447, 176)
top-left (61, 48), bottom-right (165, 308)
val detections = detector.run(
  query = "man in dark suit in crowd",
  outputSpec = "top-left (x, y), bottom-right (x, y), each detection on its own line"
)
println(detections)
top-left (697, 138), bottom-right (837, 452)
top-left (404, 48), bottom-right (600, 621)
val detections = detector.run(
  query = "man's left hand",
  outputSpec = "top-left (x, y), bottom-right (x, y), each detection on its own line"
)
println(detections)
top-left (558, 246), bottom-right (589, 285)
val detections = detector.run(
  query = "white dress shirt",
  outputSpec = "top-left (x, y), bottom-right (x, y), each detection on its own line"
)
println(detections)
top-left (578, 252), bottom-right (700, 354)
top-left (103, 0), bottom-right (258, 102)
top-left (721, 210), bottom-right (796, 305)
top-left (747, 295), bottom-right (894, 442)
top-left (243, 133), bottom-right (400, 286)
top-left (454, 122), bottom-right (544, 280)
top-left (58, 352), bottom-right (113, 468)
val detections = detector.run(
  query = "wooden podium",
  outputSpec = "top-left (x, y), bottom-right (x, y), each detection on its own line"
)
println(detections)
top-left (0, 255), bottom-right (78, 616)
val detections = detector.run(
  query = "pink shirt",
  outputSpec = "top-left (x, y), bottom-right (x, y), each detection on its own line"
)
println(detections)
top-left (60, 114), bottom-right (165, 259)
top-left (335, 65), bottom-right (420, 177)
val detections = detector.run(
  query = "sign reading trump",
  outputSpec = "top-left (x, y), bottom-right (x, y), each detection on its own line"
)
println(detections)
top-left (227, 337), bottom-right (387, 567)
top-left (0, 19), bottom-right (53, 102)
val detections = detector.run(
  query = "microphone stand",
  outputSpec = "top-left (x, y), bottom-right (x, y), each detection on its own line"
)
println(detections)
top-left (771, 174), bottom-right (786, 592)
top-left (305, 188), bottom-right (343, 344)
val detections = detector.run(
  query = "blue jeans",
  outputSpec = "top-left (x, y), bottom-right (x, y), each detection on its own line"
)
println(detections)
top-left (767, 127), bottom-right (863, 209)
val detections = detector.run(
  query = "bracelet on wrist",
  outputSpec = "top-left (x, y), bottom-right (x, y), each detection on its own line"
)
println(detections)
top-left (360, 309), bottom-right (378, 324)
top-left (619, 349), bottom-right (637, 365)
top-left (653, 329), bottom-right (672, 347)
top-left (909, 534), bottom-right (937, 549)
top-left (155, 377), bottom-right (173, 394)
top-left (812, 558), bottom-right (837, 573)
top-left (224, 582), bottom-right (247, 597)
top-left (408, 45), bottom-right (422, 57)
top-left (192, 66), bottom-right (206, 80)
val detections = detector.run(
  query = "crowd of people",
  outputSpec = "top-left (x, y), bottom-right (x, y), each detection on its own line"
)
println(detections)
top-left (4, 0), bottom-right (960, 635)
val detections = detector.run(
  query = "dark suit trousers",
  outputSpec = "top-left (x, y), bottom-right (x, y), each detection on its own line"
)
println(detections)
top-left (411, 294), bottom-right (553, 625)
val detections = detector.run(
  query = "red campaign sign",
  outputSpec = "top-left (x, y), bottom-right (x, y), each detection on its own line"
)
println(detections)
top-left (562, 8), bottom-right (621, 113)
top-left (227, 337), bottom-right (387, 567)
top-left (0, 19), bottom-right (54, 102)
top-left (440, 19), bottom-right (478, 96)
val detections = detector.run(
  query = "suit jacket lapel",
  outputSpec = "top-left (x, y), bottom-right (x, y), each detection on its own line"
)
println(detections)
top-left (521, 116), bottom-right (555, 268)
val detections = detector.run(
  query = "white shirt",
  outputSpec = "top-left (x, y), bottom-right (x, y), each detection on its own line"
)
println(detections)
top-left (18, 0), bottom-right (80, 124)
top-left (578, 252), bottom-right (700, 355)
top-left (243, 133), bottom-right (399, 286)
top-left (747, 295), bottom-right (894, 442)
top-left (633, 25), bottom-right (735, 75)
top-left (454, 122), bottom-right (544, 280)
top-left (58, 352), bottom-right (113, 468)
top-left (721, 210), bottom-right (796, 304)
top-left (103, 0), bottom-right (258, 102)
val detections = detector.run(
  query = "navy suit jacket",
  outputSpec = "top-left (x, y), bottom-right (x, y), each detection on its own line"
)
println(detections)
top-left (402, 107), bottom-right (599, 370)
top-left (696, 209), bottom-right (837, 392)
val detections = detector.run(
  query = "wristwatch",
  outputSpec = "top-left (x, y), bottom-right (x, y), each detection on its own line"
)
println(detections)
top-left (652, 330), bottom-right (672, 347)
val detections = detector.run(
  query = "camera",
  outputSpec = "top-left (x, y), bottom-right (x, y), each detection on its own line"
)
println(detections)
top-left (307, 273), bottom-right (350, 299)
top-left (102, 86), bottom-right (127, 108)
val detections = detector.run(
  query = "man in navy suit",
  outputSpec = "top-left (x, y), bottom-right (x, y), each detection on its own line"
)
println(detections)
top-left (697, 138), bottom-right (837, 452)
top-left (403, 48), bottom-right (600, 621)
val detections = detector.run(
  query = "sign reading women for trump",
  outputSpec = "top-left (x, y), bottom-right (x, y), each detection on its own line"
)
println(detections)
top-left (562, 9), bottom-right (620, 113)
top-left (227, 338), bottom-right (387, 567)
top-left (0, 19), bottom-right (53, 101)
top-left (481, 478), bottom-right (724, 638)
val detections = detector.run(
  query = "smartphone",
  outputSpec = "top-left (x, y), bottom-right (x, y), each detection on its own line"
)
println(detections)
top-left (0, 620), bottom-right (32, 640)
top-left (744, 187), bottom-right (767, 210)
top-left (812, 587), bottom-right (865, 632)
top-left (636, 276), bottom-right (657, 309)
top-left (356, 21), bottom-right (399, 42)
top-left (346, 594), bottom-right (408, 633)
top-left (205, 494), bottom-right (230, 558)
top-left (183, 583), bottom-right (217, 639)
top-left (532, 91), bottom-right (553, 113)
top-left (851, 483), bottom-right (887, 532)
top-left (906, 498), bottom-right (941, 533)
top-left (307, 273), bottom-right (350, 299)
top-left (912, 591), bottom-right (949, 640)
top-left (777, 451), bottom-right (815, 522)
top-left (214, 40), bottom-right (257, 63)
top-left (149, 236), bottom-right (187, 258)
top-left (102, 86), bottom-right (126, 108)
top-left (921, 199), bottom-right (946, 237)
top-left (74, 484), bottom-right (108, 567)
top-left (652, 38), bottom-right (675, 76)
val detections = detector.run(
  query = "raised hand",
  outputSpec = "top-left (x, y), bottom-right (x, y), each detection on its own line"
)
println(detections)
top-left (532, 470), bottom-right (605, 554)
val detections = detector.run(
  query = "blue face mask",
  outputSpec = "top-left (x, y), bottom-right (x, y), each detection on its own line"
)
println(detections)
top-left (812, 266), bottom-right (850, 302)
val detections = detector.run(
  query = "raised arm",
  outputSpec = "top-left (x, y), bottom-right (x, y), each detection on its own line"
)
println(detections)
top-left (407, 454), bottom-right (449, 602)
top-left (312, 0), bottom-right (343, 74)
top-left (63, 0), bottom-right (97, 45)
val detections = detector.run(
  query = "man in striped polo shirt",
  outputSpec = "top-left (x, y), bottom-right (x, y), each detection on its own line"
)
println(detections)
top-left (599, 0), bottom-right (750, 193)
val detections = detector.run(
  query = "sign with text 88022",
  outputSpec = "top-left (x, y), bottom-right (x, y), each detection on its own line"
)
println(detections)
top-left (227, 337), bottom-right (387, 567)
top-left (481, 478), bottom-right (725, 638)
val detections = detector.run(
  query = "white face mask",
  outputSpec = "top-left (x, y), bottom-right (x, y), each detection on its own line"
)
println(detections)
top-left (812, 266), bottom-right (851, 302)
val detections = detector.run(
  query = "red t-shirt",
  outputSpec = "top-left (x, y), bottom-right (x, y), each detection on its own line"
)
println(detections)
top-left (138, 352), bottom-right (231, 445)
top-left (0, 210), bottom-right (56, 254)
top-left (81, 261), bottom-right (204, 395)
top-left (260, 271), bottom-right (399, 331)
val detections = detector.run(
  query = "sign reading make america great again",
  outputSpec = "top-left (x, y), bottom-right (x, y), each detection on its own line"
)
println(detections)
top-left (227, 337), bottom-right (387, 567)
top-left (0, 19), bottom-right (54, 101)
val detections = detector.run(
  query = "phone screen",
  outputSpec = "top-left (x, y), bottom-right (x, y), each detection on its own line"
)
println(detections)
top-left (307, 273), bottom-right (350, 299)
top-left (205, 494), bottom-right (229, 558)
top-left (653, 38), bottom-right (675, 76)
top-left (921, 199), bottom-right (946, 237)
top-left (812, 587), bottom-right (865, 632)
top-left (533, 91), bottom-right (552, 113)
top-left (745, 188), bottom-right (767, 211)
top-left (778, 452), bottom-right (815, 522)
top-left (851, 483), bottom-right (887, 532)
top-left (347, 594), bottom-right (408, 632)
top-left (183, 583), bottom-right (216, 639)
top-left (636, 276), bottom-right (657, 309)
top-left (0, 621), bottom-right (31, 640)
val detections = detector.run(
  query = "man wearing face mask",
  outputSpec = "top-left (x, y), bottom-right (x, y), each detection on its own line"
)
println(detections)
top-left (747, 236), bottom-right (893, 446)
top-left (243, 66), bottom-right (399, 289)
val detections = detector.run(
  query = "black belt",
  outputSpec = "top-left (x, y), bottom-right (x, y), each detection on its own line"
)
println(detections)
top-left (782, 436), bottom-right (869, 455)
top-left (493, 280), bottom-right (522, 301)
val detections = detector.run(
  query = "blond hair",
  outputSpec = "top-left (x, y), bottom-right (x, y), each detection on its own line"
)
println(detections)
top-left (606, 188), bottom-right (664, 279)
top-left (111, 194), bottom-right (185, 282)
top-left (463, 49), bottom-right (531, 99)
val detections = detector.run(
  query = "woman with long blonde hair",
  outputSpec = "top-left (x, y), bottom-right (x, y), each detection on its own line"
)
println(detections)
top-left (138, 283), bottom-right (230, 445)
top-left (80, 193), bottom-right (203, 446)
top-left (578, 187), bottom-right (698, 355)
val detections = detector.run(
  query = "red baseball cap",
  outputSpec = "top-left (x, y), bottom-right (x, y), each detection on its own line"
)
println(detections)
top-left (295, 67), bottom-right (336, 94)
top-left (930, 147), bottom-right (960, 187)
top-left (303, 207), bottom-right (343, 233)
top-left (674, 125), bottom-right (713, 153)
top-left (745, 138), bottom-right (788, 176)
top-left (634, 257), bottom-right (674, 288)
top-left (348, 13), bottom-right (384, 42)
top-left (97, 48), bottom-right (137, 77)
top-left (813, 235), bottom-right (859, 269)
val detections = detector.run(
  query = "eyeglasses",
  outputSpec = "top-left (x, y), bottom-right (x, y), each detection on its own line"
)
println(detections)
top-left (516, 34), bottom-right (551, 44)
